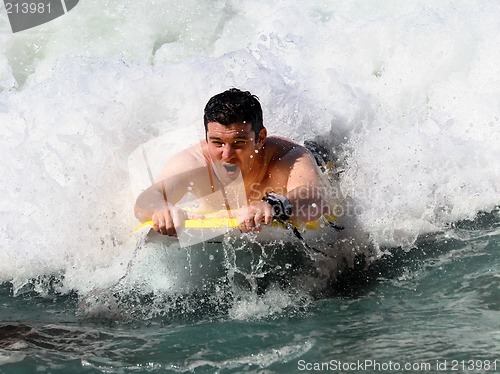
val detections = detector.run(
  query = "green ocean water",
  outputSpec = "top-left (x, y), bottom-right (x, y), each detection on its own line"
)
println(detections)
top-left (1, 211), bottom-right (498, 373)
top-left (1, 1), bottom-right (499, 373)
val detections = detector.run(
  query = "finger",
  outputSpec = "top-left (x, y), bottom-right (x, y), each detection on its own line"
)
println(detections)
top-left (265, 214), bottom-right (273, 225)
top-left (166, 225), bottom-right (177, 236)
top-left (238, 217), bottom-right (250, 233)
top-left (157, 219), bottom-right (167, 235)
top-left (153, 210), bottom-right (177, 236)
top-left (155, 211), bottom-right (167, 234)
top-left (262, 206), bottom-right (273, 225)
top-left (156, 222), bottom-right (175, 236)
top-left (159, 222), bottom-right (176, 236)
top-left (244, 217), bottom-right (253, 231)
top-left (245, 215), bottom-right (263, 232)
top-left (152, 213), bottom-right (162, 233)
top-left (163, 213), bottom-right (176, 236)
top-left (253, 210), bottom-right (263, 228)
top-left (260, 201), bottom-right (273, 225)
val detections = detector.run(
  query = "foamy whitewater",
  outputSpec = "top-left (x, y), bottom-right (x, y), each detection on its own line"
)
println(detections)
top-left (0, 2), bottom-right (499, 370)
top-left (0, 0), bottom-right (500, 374)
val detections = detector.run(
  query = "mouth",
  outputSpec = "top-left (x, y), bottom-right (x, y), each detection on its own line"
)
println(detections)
top-left (222, 163), bottom-right (239, 174)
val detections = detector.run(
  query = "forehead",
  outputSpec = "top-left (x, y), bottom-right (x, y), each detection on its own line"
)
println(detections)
top-left (206, 122), bottom-right (254, 138)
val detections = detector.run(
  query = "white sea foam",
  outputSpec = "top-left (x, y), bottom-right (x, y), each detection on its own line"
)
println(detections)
top-left (0, 0), bottom-right (498, 297)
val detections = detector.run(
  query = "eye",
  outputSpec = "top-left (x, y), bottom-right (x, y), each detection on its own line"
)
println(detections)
top-left (233, 140), bottom-right (247, 147)
top-left (211, 141), bottom-right (224, 147)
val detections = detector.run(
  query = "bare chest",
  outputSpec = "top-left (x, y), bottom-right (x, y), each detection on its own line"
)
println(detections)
top-left (245, 165), bottom-right (290, 203)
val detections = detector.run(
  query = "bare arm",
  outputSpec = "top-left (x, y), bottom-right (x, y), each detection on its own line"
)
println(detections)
top-left (283, 148), bottom-right (331, 222)
top-left (240, 143), bottom-right (331, 229)
top-left (134, 148), bottom-right (207, 235)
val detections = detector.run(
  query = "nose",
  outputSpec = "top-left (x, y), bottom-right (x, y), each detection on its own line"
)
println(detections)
top-left (222, 144), bottom-right (235, 161)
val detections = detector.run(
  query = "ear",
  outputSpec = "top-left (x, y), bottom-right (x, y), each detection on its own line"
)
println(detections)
top-left (257, 128), bottom-right (267, 144)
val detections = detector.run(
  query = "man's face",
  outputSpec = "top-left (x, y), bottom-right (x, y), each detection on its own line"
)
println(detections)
top-left (206, 121), bottom-right (265, 180)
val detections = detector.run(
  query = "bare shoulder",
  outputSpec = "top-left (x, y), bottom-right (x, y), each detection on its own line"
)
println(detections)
top-left (155, 143), bottom-right (206, 182)
top-left (266, 136), bottom-right (323, 191)
top-left (266, 136), bottom-right (315, 167)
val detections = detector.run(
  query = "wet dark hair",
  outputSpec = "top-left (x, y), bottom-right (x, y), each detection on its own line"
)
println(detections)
top-left (203, 88), bottom-right (264, 139)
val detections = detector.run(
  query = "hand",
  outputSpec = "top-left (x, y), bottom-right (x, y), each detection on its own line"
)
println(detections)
top-left (151, 206), bottom-right (204, 236)
top-left (151, 207), bottom-right (178, 236)
top-left (237, 201), bottom-right (274, 233)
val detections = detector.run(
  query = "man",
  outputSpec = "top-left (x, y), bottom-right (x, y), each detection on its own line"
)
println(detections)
top-left (134, 88), bottom-right (332, 236)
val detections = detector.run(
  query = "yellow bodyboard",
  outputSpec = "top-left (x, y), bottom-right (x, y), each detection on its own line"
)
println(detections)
top-left (135, 213), bottom-right (336, 232)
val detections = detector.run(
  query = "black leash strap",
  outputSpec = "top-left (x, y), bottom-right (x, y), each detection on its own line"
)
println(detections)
top-left (278, 219), bottom-right (332, 258)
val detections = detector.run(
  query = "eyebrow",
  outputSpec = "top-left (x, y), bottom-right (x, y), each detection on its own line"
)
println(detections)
top-left (208, 135), bottom-right (251, 141)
